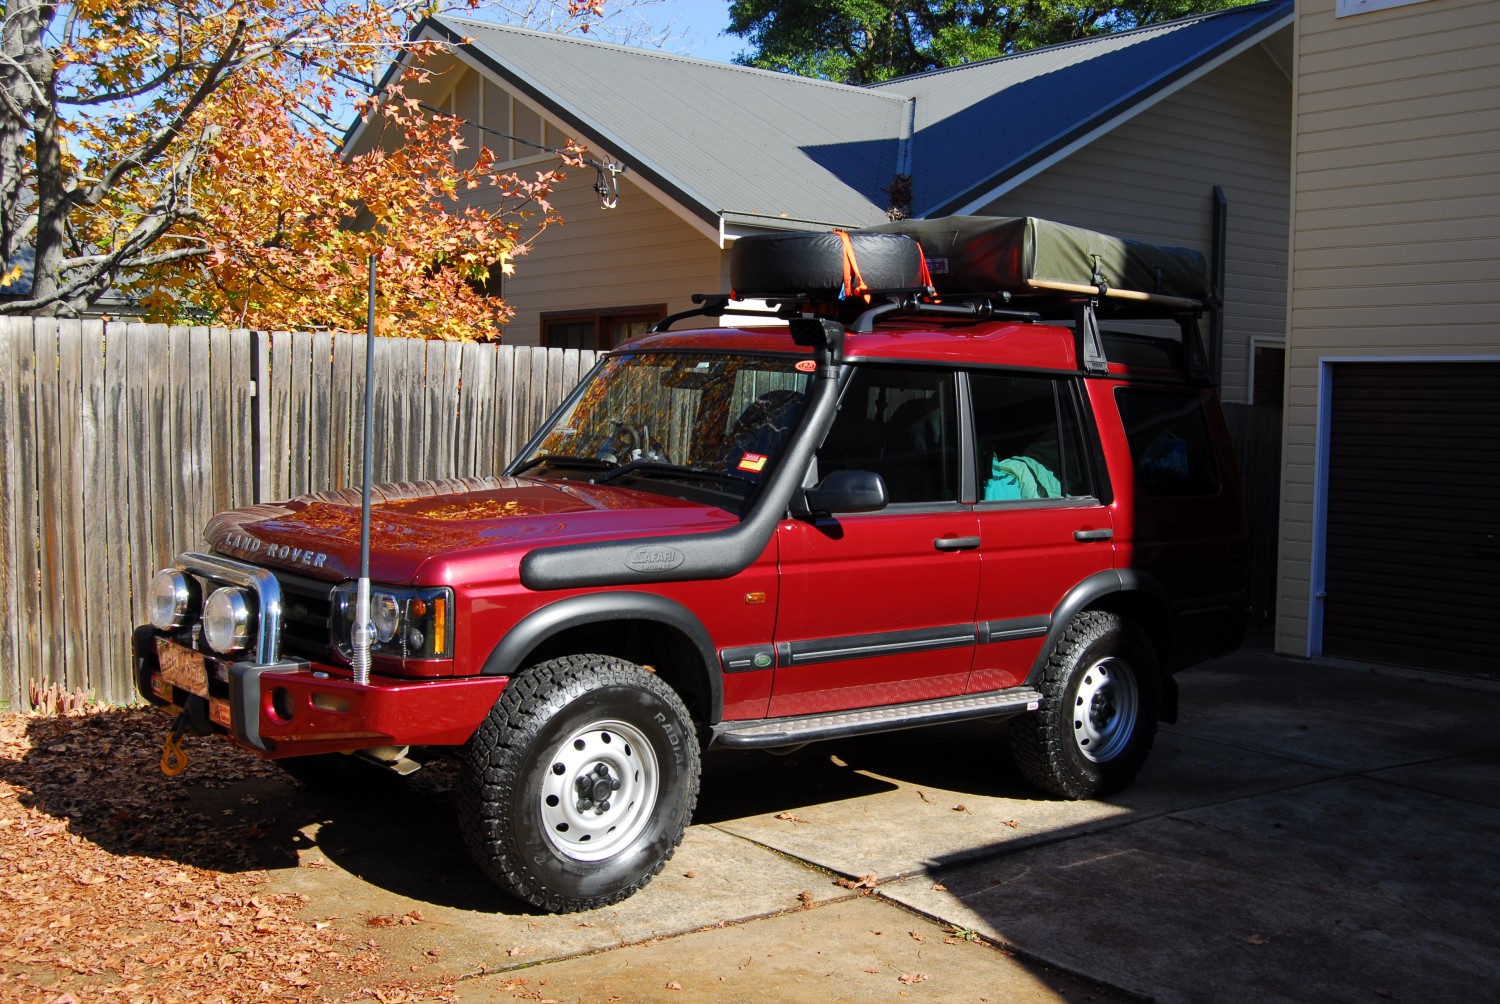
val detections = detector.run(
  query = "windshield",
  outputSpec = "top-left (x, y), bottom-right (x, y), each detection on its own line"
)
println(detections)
top-left (517, 351), bottom-right (814, 503)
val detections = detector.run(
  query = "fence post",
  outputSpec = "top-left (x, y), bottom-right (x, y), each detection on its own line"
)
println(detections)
top-left (251, 329), bottom-right (268, 504)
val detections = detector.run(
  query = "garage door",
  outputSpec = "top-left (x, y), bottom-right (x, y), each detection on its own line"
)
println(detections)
top-left (1322, 362), bottom-right (1500, 677)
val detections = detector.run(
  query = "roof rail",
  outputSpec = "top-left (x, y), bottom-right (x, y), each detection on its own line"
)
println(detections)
top-left (846, 295), bottom-right (1040, 333)
top-left (651, 293), bottom-right (802, 332)
top-left (651, 291), bottom-right (1215, 385)
top-left (653, 291), bottom-right (1042, 334)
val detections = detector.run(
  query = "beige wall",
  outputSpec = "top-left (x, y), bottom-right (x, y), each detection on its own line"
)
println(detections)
top-left (980, 43), bottom-right (1293, 404)
top-left (499, 170), bottom-right (724, 346)
top-left (438, 66), bottom-right (724, 347)
top-left (1276, 0), bottom-right (1500, 655)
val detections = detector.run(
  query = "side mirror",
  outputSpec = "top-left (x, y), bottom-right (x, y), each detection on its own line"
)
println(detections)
top-left (801, 470), bottom-right (888, 515)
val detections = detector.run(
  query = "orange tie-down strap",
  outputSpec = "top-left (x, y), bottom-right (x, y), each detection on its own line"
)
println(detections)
top-left (833, 230), bottom-right (934, 303)
top-left (833, 229), bottom-right (869, 301)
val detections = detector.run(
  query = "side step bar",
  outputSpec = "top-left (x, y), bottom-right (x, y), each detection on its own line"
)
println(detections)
top-left (711, 687), bottom-right (1044, 750)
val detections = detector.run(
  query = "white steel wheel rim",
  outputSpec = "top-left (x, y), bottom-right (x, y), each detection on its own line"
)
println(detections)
top-left (539, 719), bottom-right (660, 862)
top-left (1071, 656), bottom-right (1139, 763)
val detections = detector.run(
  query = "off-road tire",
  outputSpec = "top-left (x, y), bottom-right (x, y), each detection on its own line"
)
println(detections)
top-left (459, 654), bottom-right (700, 913)
top-left (1008, 611), bottom-right (1160, 799)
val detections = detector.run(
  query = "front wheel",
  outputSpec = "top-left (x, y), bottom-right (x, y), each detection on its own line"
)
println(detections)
top-left (459, 654), bottom-right (700, 913)
top-left (1008, 611), bottom-right (1160, 799)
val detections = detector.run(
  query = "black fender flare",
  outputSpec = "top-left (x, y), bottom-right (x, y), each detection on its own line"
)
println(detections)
top-left (480, 591), bottom-right (723, 723)
top-left (1027, 569), bottom-right (1175, 686)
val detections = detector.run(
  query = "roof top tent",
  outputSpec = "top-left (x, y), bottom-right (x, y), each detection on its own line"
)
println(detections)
top-left (870, 216), bottom-right (1216, 382)
top-left (657, 217), bottom-right (1216, 384)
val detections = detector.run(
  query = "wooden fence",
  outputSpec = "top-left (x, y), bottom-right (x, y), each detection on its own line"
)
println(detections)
top-left (0, 317), bottom-right (596, 707)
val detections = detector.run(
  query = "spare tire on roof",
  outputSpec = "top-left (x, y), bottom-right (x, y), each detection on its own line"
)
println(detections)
top-left (730, 231), bottom-right (926, 300)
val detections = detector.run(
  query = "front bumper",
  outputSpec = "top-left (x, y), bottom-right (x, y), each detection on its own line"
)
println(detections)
top-left (133, 626), bottom-right (507, 757)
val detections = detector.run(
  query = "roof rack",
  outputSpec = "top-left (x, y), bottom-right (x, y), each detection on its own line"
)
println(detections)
top-left (651, 291), bottom-right (1042, 335)
top-left (650, 289), bottom-right (1212, 384)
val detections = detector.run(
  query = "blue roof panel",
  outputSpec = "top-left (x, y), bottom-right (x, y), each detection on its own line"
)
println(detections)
top-left (870, 1), bottom-right (1294, 215)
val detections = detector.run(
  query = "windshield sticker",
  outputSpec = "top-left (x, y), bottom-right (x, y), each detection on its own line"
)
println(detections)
top-left (795, 359), bottom-right (817, 373)
top-left (737, 453), bottom-right (768, 474)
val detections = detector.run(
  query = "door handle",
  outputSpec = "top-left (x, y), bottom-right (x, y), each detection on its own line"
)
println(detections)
top-left (1073, 528), bottom-right (1113, 542)
top-left (933, 535), bottom-right (981, 551)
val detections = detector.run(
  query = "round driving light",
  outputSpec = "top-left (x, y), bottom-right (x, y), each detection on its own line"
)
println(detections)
top-left (204, 587), bottom-right (255, 654)
top-left (371, 593), bottom-right (401, 643)
top-left (148, 569), bottom-right (199, 631)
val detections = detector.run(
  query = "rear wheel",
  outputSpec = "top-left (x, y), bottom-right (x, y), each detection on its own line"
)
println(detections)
top-left (459, 654), bottom-right (700, 913)
top-left (1009, 611), bottom-right (1160, 799)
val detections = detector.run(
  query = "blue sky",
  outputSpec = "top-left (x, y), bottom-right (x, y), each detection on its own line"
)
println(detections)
top-left (650, 0), bottom-right (744, 62)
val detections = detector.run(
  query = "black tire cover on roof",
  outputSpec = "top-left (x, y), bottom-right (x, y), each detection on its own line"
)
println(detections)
top-left (730, 232), bottom-right (924, 299)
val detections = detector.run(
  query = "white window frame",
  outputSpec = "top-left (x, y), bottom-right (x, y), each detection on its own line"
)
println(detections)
top-left (1336, 0), bottom-right (1434, 18)
top-left (1247, 336), bottom-right (1286, 406)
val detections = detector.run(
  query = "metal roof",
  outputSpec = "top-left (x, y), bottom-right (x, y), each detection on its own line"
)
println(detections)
top-left (870, 0), bottom-right (1295, 216)
top-left (427, 17), bottom-right (908, 231)
top-left (425, 0), bottom-right (1292, 232)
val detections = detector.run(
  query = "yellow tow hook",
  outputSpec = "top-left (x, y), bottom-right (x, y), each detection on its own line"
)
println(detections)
top-left (160, 714), bottom-right (190, 776)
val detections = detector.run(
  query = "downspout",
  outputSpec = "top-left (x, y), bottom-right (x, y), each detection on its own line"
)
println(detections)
top-left (1210, 186), bottom-right (1228, 385)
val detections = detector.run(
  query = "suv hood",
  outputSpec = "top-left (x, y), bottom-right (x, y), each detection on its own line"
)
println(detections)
top-left (203, 477), bottom-right (738, 583)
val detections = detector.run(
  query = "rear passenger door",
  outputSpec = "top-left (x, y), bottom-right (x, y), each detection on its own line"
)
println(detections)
top-left (967, 371), bottom-right (1115, 692)
top-left (771, 365), bottom-right (980, 717)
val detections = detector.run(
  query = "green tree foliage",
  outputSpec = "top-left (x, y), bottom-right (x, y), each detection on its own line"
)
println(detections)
top-left (726, 0), bottom-right (1255, 85)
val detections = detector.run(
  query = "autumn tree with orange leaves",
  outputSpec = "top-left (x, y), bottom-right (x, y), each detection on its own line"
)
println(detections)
top-left (0, 0), bottom-right (608, 337)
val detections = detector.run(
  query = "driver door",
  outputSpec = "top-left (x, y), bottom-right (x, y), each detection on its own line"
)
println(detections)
top-left (770, 366), bottom-right (980, 717)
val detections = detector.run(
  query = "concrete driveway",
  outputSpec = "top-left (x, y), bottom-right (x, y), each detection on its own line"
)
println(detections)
top-left (259, 645), bottom-right (1500, 1003)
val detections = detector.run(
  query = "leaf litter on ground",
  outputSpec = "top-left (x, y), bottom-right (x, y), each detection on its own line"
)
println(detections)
top-left (0, 706), bottom-right (461, 1002)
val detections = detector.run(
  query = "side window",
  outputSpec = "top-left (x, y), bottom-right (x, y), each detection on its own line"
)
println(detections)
top-left (1114, 387), bottom-right (1221, 497)
top-left (818, 367), bottom-right (958, 505)
top-left (971, 373), bottom-right (1093, 501)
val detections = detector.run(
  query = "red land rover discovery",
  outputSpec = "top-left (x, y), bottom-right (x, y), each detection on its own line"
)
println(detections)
top-left (135, 218), bottom-right (1248, 912)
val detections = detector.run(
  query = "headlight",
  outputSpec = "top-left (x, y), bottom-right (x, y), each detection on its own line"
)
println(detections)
top-left (333, 583), bottom-right (453, 660)
top-left (203, 586), bottom-right (255, 654)
top-left (148, 569), bottom-right (200, 631)
top-left (371, 592), bottom-right (401, 643)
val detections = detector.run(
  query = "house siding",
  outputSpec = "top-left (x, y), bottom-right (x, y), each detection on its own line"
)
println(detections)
top-left (500, 170), bottom-right (721, 346)
top-left (1277, 0), bottom-right (1500, 656)
top-left (438, 67), bottom-right (724, 346)
top-left (977, 44), bottom-right (1293, 404)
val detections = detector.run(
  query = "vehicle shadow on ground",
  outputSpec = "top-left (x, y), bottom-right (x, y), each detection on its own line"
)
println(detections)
top-left (4, 706), bottom-right (1035, 914)
top-left (0, 708), bottom-right (514, 909)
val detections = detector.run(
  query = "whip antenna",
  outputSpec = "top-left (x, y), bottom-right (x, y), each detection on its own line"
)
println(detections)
top-left (352, 255), bottom-right (377, 686)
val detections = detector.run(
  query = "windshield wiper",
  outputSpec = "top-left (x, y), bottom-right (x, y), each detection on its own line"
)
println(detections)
top-left (511, 454), bottom-right (617, 476)
top-left (593, 459), bottom-right (753, 489)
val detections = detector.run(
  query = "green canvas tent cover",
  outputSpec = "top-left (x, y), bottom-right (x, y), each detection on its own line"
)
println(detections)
top-left (869, 216), bottom-right (1209, 309)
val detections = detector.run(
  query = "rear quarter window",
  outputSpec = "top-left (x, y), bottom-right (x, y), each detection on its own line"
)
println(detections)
top-left (1114, 387), bottom-right (1221, 498)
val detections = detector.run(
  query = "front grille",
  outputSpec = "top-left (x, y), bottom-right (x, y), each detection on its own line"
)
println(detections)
top-left (177, 553), bottom-right (339, 665)
top-left (276, 570), bottom-right (338, 663)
